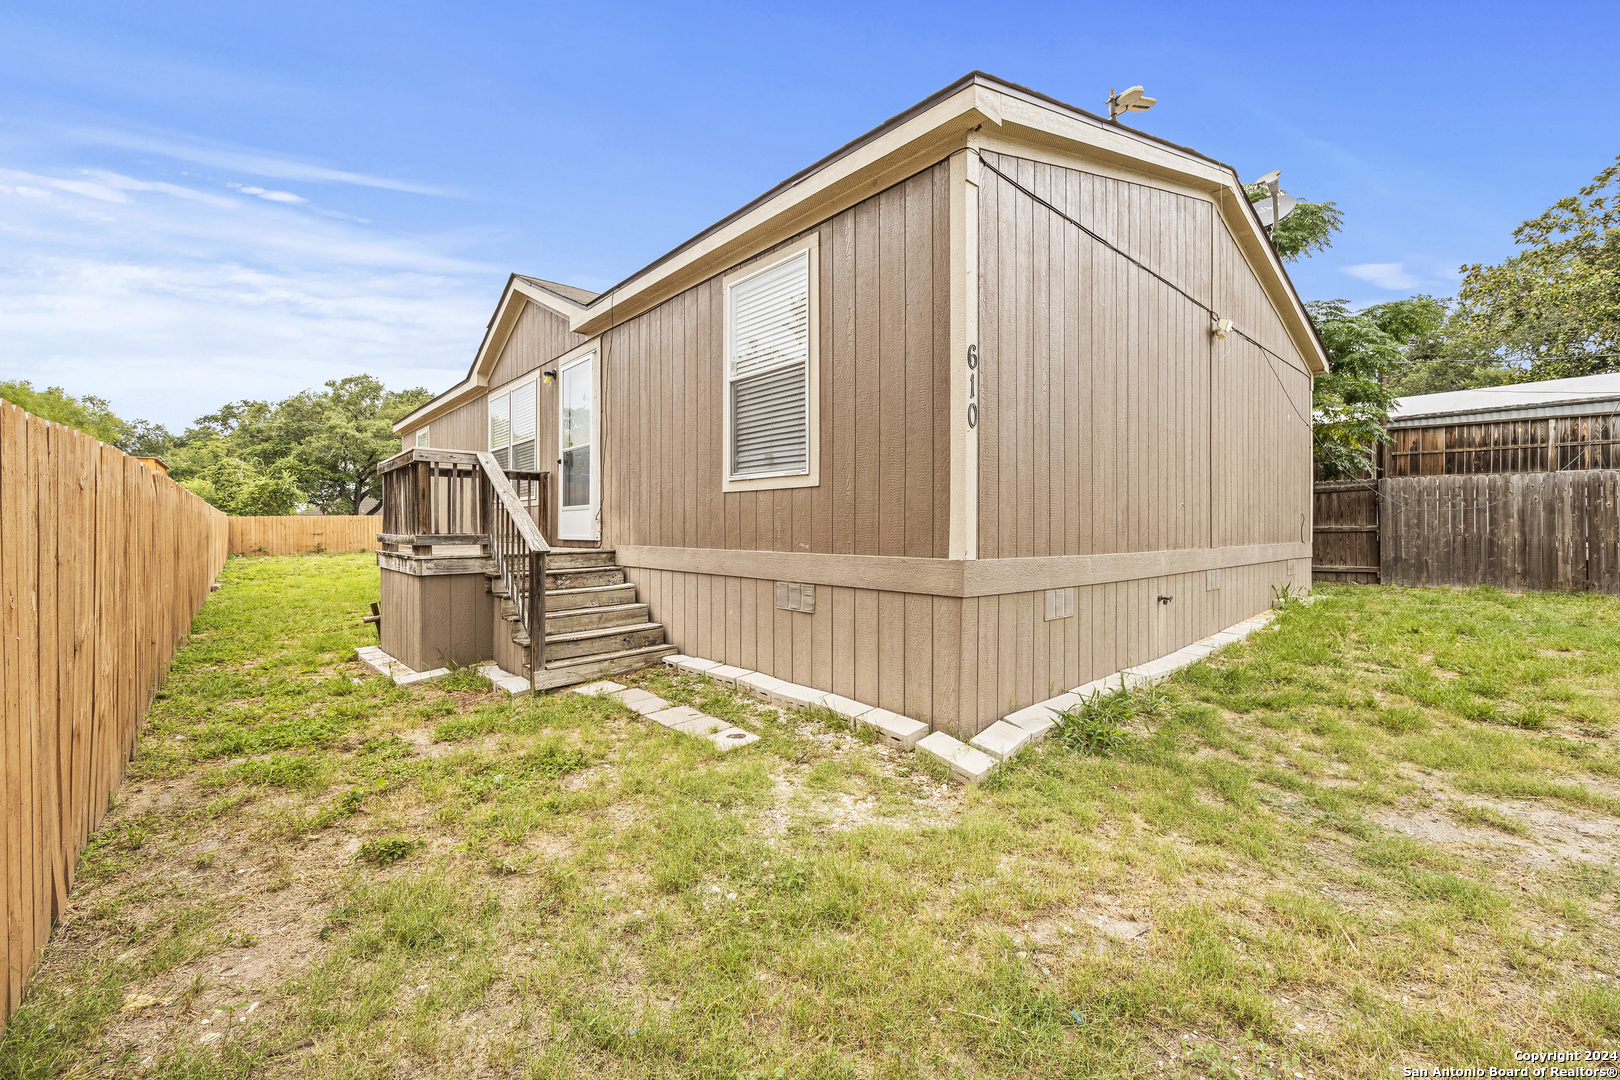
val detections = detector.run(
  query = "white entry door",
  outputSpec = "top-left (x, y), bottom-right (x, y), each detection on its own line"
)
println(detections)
top-left (557, 350), bottom-right (599, 541)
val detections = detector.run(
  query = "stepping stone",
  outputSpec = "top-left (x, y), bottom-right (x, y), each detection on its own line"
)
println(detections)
top-left (706, 664), bottom-right (751, 686)
top-left (735, 672), bottom-right (787, 703)
top-left (646, 705), bottom-right (708, 729)
top-left (574, 680), bottom-right (627, 696)
top-left (768, 681), bottom-right (827, 710)
top-left (610, 688), bottom-right (670, 716)
top-left (672, 713), bottom-right (726, 736)
top-left (859, 708), bottom-right (928, 750)
top-left (917, 731), bottom-right (997, 783)
top-left (970, 720), bottom-right (1034, 762)
top-left (708, 726), bottom-right (760, 751)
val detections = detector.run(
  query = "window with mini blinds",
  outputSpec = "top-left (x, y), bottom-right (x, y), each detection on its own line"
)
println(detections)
top-left (726, 245), bottom-right (814, 482)
top-left (488, 380), bottom-right (536, 472)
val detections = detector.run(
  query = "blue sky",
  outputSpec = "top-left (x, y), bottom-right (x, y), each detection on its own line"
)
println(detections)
top-left (2, 0), bottom-right (1616, 429)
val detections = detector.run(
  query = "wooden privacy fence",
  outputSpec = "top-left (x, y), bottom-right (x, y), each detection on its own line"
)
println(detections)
top-left (1380, 470), bottom-right (1620, 592)
top-left (1, 402), bottom-right (228, 1029)
top-left (228, 515), bottom-right (377, 555)
top-left (1313, 480), bottom-right (1380, 584)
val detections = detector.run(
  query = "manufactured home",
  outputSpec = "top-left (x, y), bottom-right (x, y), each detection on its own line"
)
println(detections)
top-left (377, 71), bottom-right (1326, 737)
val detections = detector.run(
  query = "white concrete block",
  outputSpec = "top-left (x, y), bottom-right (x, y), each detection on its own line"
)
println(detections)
top-left (917, 731), bottom-right (997, 783)
top-left (708, 726), bottom-right (761, 751)
top-left (673, 656), bottom-right (722, 676)
top-left (660, 654), bottom-right (691, 668)
top-left (610, 688), bottom-right (670, 716)
top-left (735, 672), bottom-right (787, 703)
top-left (395, 667), bottom-right (450, 687)
top-left (768, 681), bottom-right (828, 710)
top-left (816, 694), bottom-right (874, 722)
top-left (574, 680), bottom-right (627, 696)
top-left (353, 646), bottom-right (399, 677)
top-left (859, 708), bottom-right (929, 750)
top-left (645, 705), bottom-right (708, 729)
top-left (970, 720), bottom-right (1034, 761)
top-left (705, 664), bottom-right (752, 687)
top-left (1003, 705), bottom-right (1059, 743)
top-left (477, 665), bottom-right (532, 697)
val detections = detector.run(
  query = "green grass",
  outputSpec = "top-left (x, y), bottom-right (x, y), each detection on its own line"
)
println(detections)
top-left (3, 556), bottom-right (1617, 1079)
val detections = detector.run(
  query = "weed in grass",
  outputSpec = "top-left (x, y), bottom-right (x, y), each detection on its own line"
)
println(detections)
top-left (357, 835), bottom-right (422, 865)
top-left (1051, 696), bottom-right (1137, 756)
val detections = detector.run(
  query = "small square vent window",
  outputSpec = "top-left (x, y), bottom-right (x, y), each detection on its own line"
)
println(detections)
top-left (1043, 588), bottom-right (1075, 621)
top-left (776, 582), bottom-right (816, 613)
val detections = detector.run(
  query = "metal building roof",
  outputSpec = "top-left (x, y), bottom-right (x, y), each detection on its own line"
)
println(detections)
top-left (1389, 373), bottom-right (1620, 427)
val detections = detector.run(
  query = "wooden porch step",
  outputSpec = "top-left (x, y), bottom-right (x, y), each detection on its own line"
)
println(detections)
top-left (533, 643), bottom-right (679, 689)
top-left (546, 602), bottom-right (650, 635)
top-left (546, 583), bottom-right (636, 610)
top-left (545, 565), bottom-right (625, 590)
top-left (545, 549), bottom-right (616, 569)
top-left (543, 621), bottom-right (665, 661)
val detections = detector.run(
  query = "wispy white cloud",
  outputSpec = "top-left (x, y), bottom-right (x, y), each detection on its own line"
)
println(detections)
top-left (0, 160), bottom-right (494, 427)
top-left (60, 125), bottom-right (456, 196)
top-left (1343, 262), bottom-right (1424, 290)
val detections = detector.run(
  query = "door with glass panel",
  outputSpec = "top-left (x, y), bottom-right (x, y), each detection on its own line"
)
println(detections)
top-left (557, 351), bottom-right (598, 541)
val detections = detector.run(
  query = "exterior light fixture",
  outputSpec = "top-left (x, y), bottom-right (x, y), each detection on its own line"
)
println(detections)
top-left (1106, 85), bottom-right (1157, 122)
top-left (542, 370), bottom-right (557, 384)
top-left (1214, 317), bottom-right (1233, 339)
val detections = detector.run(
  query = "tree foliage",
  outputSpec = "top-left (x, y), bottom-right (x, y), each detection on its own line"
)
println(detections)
top-left (1307, 300), bottom-right (1403, 479)
top-left (0, 380), bottom-right (133, 445)
top-left (1449, 155), bottom-right (1620, 380)
top-left (165, 375), bottom-right (431, 515)
top-left (1246, 184), bottom-right (1344, 263)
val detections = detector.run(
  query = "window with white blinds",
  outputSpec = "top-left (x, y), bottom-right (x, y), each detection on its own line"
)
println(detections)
top-left (415, 428), bottom-right (429, 448)
top-left (726, 247), bottom-right (813, 481)
top-left (486, 379), bottom-right (537, 473)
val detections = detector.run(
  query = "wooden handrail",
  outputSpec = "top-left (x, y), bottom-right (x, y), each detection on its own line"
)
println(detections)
top-left (378, 446), bottom-right (484, 475)
top-left (475, 451), bottom-right (550, 552)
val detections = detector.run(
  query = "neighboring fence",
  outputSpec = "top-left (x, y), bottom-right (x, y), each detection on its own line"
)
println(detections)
top-left (1, 402), bottom-right (228, 1027)
top-left (228, 515), bottom-right (377, 555)
top-left (1380, 471), bottom-right (1620, 592)
top-left (1313, 480), bottom-right (1380, 584)
top-left (1386, 413), bottom-right (1620, 477)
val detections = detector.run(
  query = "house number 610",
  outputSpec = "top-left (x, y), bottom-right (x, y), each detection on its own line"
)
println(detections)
top-left (966, 344), bottom-right (978, 429)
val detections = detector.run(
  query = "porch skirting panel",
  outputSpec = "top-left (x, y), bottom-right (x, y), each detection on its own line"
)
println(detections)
top-left (620, 555), bottom-right (1305, 737)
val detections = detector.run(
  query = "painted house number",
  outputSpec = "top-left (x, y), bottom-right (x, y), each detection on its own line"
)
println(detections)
top-left (966, 344), bottom-right (979, 428)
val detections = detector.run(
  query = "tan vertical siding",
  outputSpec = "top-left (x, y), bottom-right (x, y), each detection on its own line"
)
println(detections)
top-left (976, 150), bottom-right (1299, 559)
top-left (598, 160), bottom-right (952, 556)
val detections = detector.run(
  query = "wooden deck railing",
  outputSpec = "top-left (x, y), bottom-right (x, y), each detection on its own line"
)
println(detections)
top-left (1, 402), bottom-right (228, 1030)
top-left (377, 448), bottom-right (550, 682)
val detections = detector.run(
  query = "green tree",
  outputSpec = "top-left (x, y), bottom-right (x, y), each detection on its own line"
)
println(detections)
top-left (1307, 300), bottom-right (1403, 479)
top-left (0, 380), bottom-right (130, 444)
top-left (177, 443), bottom-right (305, 516)
top-left (1246, 185), bottom-right (1344, 263)
top-left (1450, 155), bottom-right (1620, 379)
top-left (166, 375), bottom-right (429, 515)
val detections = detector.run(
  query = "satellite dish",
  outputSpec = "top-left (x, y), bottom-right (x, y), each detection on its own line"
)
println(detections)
top-left (1252, 192), bottom-right (1297, 227)
top-left (1251, 169), bottom-right (1281, 192)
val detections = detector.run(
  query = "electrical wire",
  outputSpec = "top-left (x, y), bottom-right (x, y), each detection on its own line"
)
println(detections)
top-left (972, 151), bottom-right (1318, 431)
top-left (971, 149), bottom-right (1620, 516)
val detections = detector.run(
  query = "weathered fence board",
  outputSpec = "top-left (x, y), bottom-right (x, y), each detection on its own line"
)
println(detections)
top-left (1312, 480), bottom-right (1379, 583)
top-left (228, 515), bottom-right (377, 556)
top-left (1, 402), bottom-right (227, 1030)
top-left (1379, 470), bottom-right (1620, 593)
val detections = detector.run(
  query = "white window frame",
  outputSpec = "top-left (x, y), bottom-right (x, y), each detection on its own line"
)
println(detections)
top-left (486, 371), bottom-right (539, 474)
top-left (415, 427), bottom-right (430, 448)
top-left (721, 234), bottom-right (820, 492)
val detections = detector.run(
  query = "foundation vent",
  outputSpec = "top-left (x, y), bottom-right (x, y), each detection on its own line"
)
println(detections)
top-left (776, 582), bottom-right (816, 613)
top-left (1043, 588), bottom-right (1075, 621)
